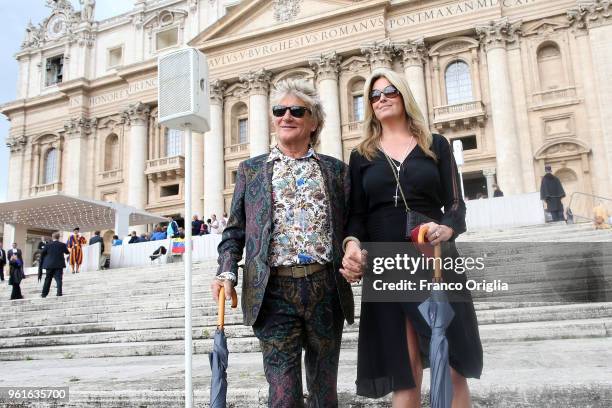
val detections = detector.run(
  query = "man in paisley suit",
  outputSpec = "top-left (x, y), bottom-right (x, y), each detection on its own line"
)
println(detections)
top-left (212, 79), bottom-right (354, 407)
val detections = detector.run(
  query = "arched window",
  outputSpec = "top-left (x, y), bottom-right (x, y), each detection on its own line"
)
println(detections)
top-left (165, 128), bottom-right (183, 156)
top-left (43, 148), bottom-right (58, 184)
top-left (537, 43), bottom-right (564, 90)
top-left (104, 134), bottom-right (120, 171)
top-left (445, 60), bottom-right (473, 105)
top-left (350, 79), bottom-right (366, 122)
top-left (231, 103), bottom-right (249, 145)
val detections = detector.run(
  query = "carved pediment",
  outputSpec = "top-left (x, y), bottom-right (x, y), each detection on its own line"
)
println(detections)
top-left (522, 18), bottom-right (568, 37)
top-left (534, 138), bottom-right (590, 160)
top-left (190, 0), bottom-right (359, 45)
top-left (143, 9), bottom-right (188, 30)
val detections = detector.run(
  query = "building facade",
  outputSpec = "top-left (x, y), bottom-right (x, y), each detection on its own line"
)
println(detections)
top-left (2, 0), bottom-right (612, 238)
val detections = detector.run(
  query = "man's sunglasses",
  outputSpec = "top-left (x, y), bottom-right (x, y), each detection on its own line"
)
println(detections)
top-left (369, 85), bottom-right (401, 103)
top-left (272, 105), bottom-right (312, 118)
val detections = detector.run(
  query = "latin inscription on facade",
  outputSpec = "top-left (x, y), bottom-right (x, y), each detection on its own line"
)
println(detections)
top-left (388, 0), bottom-right (537, 31)
top-left (208, 16), bottom-right (386, 68)
top-left (70, 77), bottom-right (158, 108)
top-left (207, 0), bottom-right (537, 69)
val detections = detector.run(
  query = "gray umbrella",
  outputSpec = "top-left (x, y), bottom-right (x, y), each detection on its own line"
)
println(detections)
top-left (417, 231), bottom-right (454, 408)
top-left (209, 286), bottom-right (237, 408)
top-left (209, 327), bottom-right (229, 408)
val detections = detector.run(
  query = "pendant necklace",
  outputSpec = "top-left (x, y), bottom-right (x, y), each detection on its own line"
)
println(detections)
top-left (379, 138), bottom-right (416, 207)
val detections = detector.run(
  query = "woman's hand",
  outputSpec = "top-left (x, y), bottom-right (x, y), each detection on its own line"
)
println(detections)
top-left (424, 222), bottom-right (454, 246)
top-left (340, 241), bottom-right (368, 284)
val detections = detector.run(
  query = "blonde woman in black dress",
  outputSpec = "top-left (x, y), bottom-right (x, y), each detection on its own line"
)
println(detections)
top-left (341, 68), bottom-right (482, 407)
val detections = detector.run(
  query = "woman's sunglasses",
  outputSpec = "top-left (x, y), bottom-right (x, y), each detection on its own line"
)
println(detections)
top-left (272, 105), bottom-right (312, 118)
top-left (369, 85), bottom-right (401, 103)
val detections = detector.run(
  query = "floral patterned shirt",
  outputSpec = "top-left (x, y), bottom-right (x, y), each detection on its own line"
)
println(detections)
top-left (267, 146), bottom-right (332, 267)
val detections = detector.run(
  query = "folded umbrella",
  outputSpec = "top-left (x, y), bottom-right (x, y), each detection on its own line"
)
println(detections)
top-left (209, 285), bottom-right (238, 408)
top-left (415, 225), bottom-right (454, 408)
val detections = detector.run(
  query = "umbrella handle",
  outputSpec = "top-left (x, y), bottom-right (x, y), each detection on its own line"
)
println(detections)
top-left (217, 286), bottom-right (238, 329)
top-left (417, 226), bottom-right (443, 281)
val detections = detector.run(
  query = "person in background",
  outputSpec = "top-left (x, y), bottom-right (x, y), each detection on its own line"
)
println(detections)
top-left (67, 227), bottom-right (87, 274)
top-left (167, 217), bottom-right (180, 238)
top-left (41, 232), bottom-right (70, 298)
top-left (200, 222), bottom-right (209, 235)
top-left (112, 235), bottom-right (123, 246)
top-left (0, 243), bottom-right (6, 282)
top-left (8, 254), bottom-right (24, 300)
top-left (192, 215), bottom-right (203, 236)
top-left (210, 214), bottom-right (220, 234)
top-left (7, 242), bottom-right (23, 263)
top-left (493, 184), bottom-right (504, 197)
top-left (128, 231), bottom-right (139, 244)
top-left (540, 165), bottom-right (566, 222)
top-left (151, 226), bottom-right (167, 241)
top-left (89, 231), bottom-right (105, 254)
top-left (593, 202), bottom-right (610, 229)
top-left (206, 219), bottom-right (212, 234)
top-left (219, 212), bottom-right (228, 232)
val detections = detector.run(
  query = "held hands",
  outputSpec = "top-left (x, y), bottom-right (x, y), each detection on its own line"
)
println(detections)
top-left (211, 278), bottom-right (237, 303)
top-left (340, 241), bottom-right (368, 284)
top-left (423, 222), bottom-right (454, 246)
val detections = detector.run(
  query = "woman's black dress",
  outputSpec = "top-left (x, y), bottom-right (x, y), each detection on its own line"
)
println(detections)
top-left (8, 260), bottom-right (24, 300)
top-left (347, 134), bottom-right (483, 398)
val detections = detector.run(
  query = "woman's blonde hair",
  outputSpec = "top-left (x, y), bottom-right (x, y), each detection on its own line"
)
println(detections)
top-left (357, 68), bottom-right (435, 161)
top-left (271, 79), bottom-right (326, 146)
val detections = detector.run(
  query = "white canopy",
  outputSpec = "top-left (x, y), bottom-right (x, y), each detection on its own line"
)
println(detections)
top-left (0, 193), bottom-right (167, 232)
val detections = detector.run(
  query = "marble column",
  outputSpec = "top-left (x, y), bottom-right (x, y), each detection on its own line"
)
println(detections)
top-left (6, 136), bottom-right (26, 200)
top-left (240, 70), bottom-right (272, 158)
top-left (476, 19), bottom-right (524, 195)
top-left (63, 117), bottom-right (95, 197)
top-left (191, 129), bottom-right (204, 218)
top-left (361, 39), bottom-right (394, 70)
top-left (567, 5), bottom-right (610, 198)
top-left (483, 168), bottom-right (496, 198)
top-left (568, 1), bottom-right (612, 197)
top-left (310, 52), bottom-right (343, 159)
top-left (204, 80), bottom-right (226, 220)
top-left (396, 39), bottom-right (429, 127)
top-left (123, 102), bottom-right (150, 211)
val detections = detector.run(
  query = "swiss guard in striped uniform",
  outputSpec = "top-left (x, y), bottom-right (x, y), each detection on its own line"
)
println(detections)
top-left (67, 227), bottom-right (87, 274)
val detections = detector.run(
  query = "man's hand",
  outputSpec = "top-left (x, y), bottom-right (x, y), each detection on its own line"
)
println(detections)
top-left (211, 278), bottom-right (237, 303)
top-left (340, 241), bottom-right (367, 284)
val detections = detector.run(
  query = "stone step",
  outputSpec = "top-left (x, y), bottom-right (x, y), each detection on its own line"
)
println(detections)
top-left (1, 317), bottom-right (610, 361)
top-left (2, 302), bottom-right (609, 340)
top-left (0, 338), bottom-right (611, 407)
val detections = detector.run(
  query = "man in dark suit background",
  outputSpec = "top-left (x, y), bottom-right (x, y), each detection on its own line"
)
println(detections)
top-left (0, 243), bottom-right (6, 282)
top-left (41, 232), bottom-right (70, 298)
top-left (7, 243), bottom-right (22, 263)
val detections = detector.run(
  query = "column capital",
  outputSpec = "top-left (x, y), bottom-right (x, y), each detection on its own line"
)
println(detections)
top-left (568, 0), bottom-right (612, 30)
top-left (122, 102), bottom-right (150, 126)
top-left (63, 116), bottom-right (96, 139)
top-left (476, 18), bottom-right (522, 52)
top-left (394, 38), bottom-right (427, 68)
top-left (239, 69), bottom-right (272, 96)
top-left (209, 79), bottom-right (226, 105)
top-left (6, 136), bottom-right (27, 153)
top-left (309, 51), bottom-right (342, 81)
top-left (482, 168), bottom-right (497, 177)
top-left (361, 39), bottom-right (394, 70)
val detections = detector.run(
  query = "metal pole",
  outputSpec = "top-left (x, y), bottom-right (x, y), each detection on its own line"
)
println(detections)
top-left (183, 124), bottom-right (193, 408)
top-left (458, 165), bottom-right (465, 199)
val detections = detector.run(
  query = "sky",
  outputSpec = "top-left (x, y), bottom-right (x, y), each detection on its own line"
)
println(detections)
top-left (0, 0), bottom-right (133, 202)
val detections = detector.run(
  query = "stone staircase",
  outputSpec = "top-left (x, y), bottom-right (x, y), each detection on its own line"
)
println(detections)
top-left (0, 222), bottom-right (611, 407)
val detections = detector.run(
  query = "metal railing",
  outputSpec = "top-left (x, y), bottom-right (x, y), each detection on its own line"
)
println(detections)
top-left (567, 191), bottom-right (612, 223)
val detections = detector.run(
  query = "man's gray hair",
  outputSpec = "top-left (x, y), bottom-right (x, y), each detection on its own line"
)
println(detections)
top-left (271, 79), bottom-right (326, 146)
